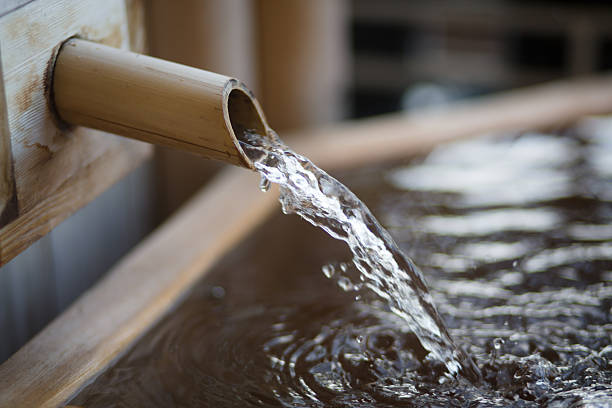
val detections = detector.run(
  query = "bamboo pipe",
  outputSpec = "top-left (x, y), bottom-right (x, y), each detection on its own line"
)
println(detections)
top-left (52, 38), bottom-right (268, 168)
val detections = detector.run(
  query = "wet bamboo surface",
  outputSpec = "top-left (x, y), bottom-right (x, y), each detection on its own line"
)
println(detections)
top-left (53, 39), bottom-right (267, 169)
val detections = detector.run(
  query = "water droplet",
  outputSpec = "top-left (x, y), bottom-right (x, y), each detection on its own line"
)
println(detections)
top-left (322, 264), bottom-right (335, 278)
top-left (339, 262), bottom-right (348, 272)
top-left (356, 335), bottom-right (364, 344)
top-left (280, 204), bottom-right (291, 215)
top-left (259, 175), bottom-right (271, 192)
top-left (512, 260), bottom-right (519, 268)
top-left (337, 276), bottom-right (354, 291)
top-left (489, 337), bottom-right (505, 364)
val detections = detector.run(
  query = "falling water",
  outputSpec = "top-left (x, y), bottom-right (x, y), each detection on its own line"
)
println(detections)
top-left (238, 128), bottom-right (480, 381)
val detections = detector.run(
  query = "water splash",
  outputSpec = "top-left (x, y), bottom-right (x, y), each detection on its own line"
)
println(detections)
top-left (239, 129), bottom-right (480, 380)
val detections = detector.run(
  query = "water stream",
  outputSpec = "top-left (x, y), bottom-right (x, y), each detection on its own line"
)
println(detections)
top-left (238, 128), bottom-right (480, 382)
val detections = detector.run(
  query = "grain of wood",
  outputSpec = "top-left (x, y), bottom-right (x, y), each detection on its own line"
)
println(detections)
top-left (0, 130), bottom-right (148, 263)
top-left (0, 0), bottom-right (151, 265)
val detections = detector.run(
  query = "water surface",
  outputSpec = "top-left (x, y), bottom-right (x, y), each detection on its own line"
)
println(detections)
top-left (72, 120), bottom-right (612, 407)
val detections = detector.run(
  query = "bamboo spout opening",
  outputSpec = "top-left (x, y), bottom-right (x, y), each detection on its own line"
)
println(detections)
top-left (52, 38), bottom-right (269, 169)
top-left (226, 86), bottom-right (268, 166)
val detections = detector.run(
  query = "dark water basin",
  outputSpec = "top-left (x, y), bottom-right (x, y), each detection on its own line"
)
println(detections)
top-left (72, 120), bottom-right (612, 407)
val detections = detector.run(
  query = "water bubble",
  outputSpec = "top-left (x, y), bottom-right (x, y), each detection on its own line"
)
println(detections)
top-left (512, 260), bottom-right (519, 268)
top-left (259, 175), bottom-right (271, 192)
top-left (210, 286), bottom-right (226, 299)
top-left (356, 335), bottom-right (364, 344)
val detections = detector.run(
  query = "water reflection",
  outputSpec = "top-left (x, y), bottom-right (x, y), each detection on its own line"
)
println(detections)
top-left (388, 133), bottom-right (577, 206)
top-left (422, 208), bottom-right (561, 236)
top-left (523, 243), bottom-right (612, 273)
top-left (455, 242), bottom-right (529, 262)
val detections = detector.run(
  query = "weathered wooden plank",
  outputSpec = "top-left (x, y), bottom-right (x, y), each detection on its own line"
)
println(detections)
top-left (0, 0), bottom-right (151, 266)
top-left (0, 129), bottom-right (149, 263)
top-left (0, 0), bottom-right (34, 17)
